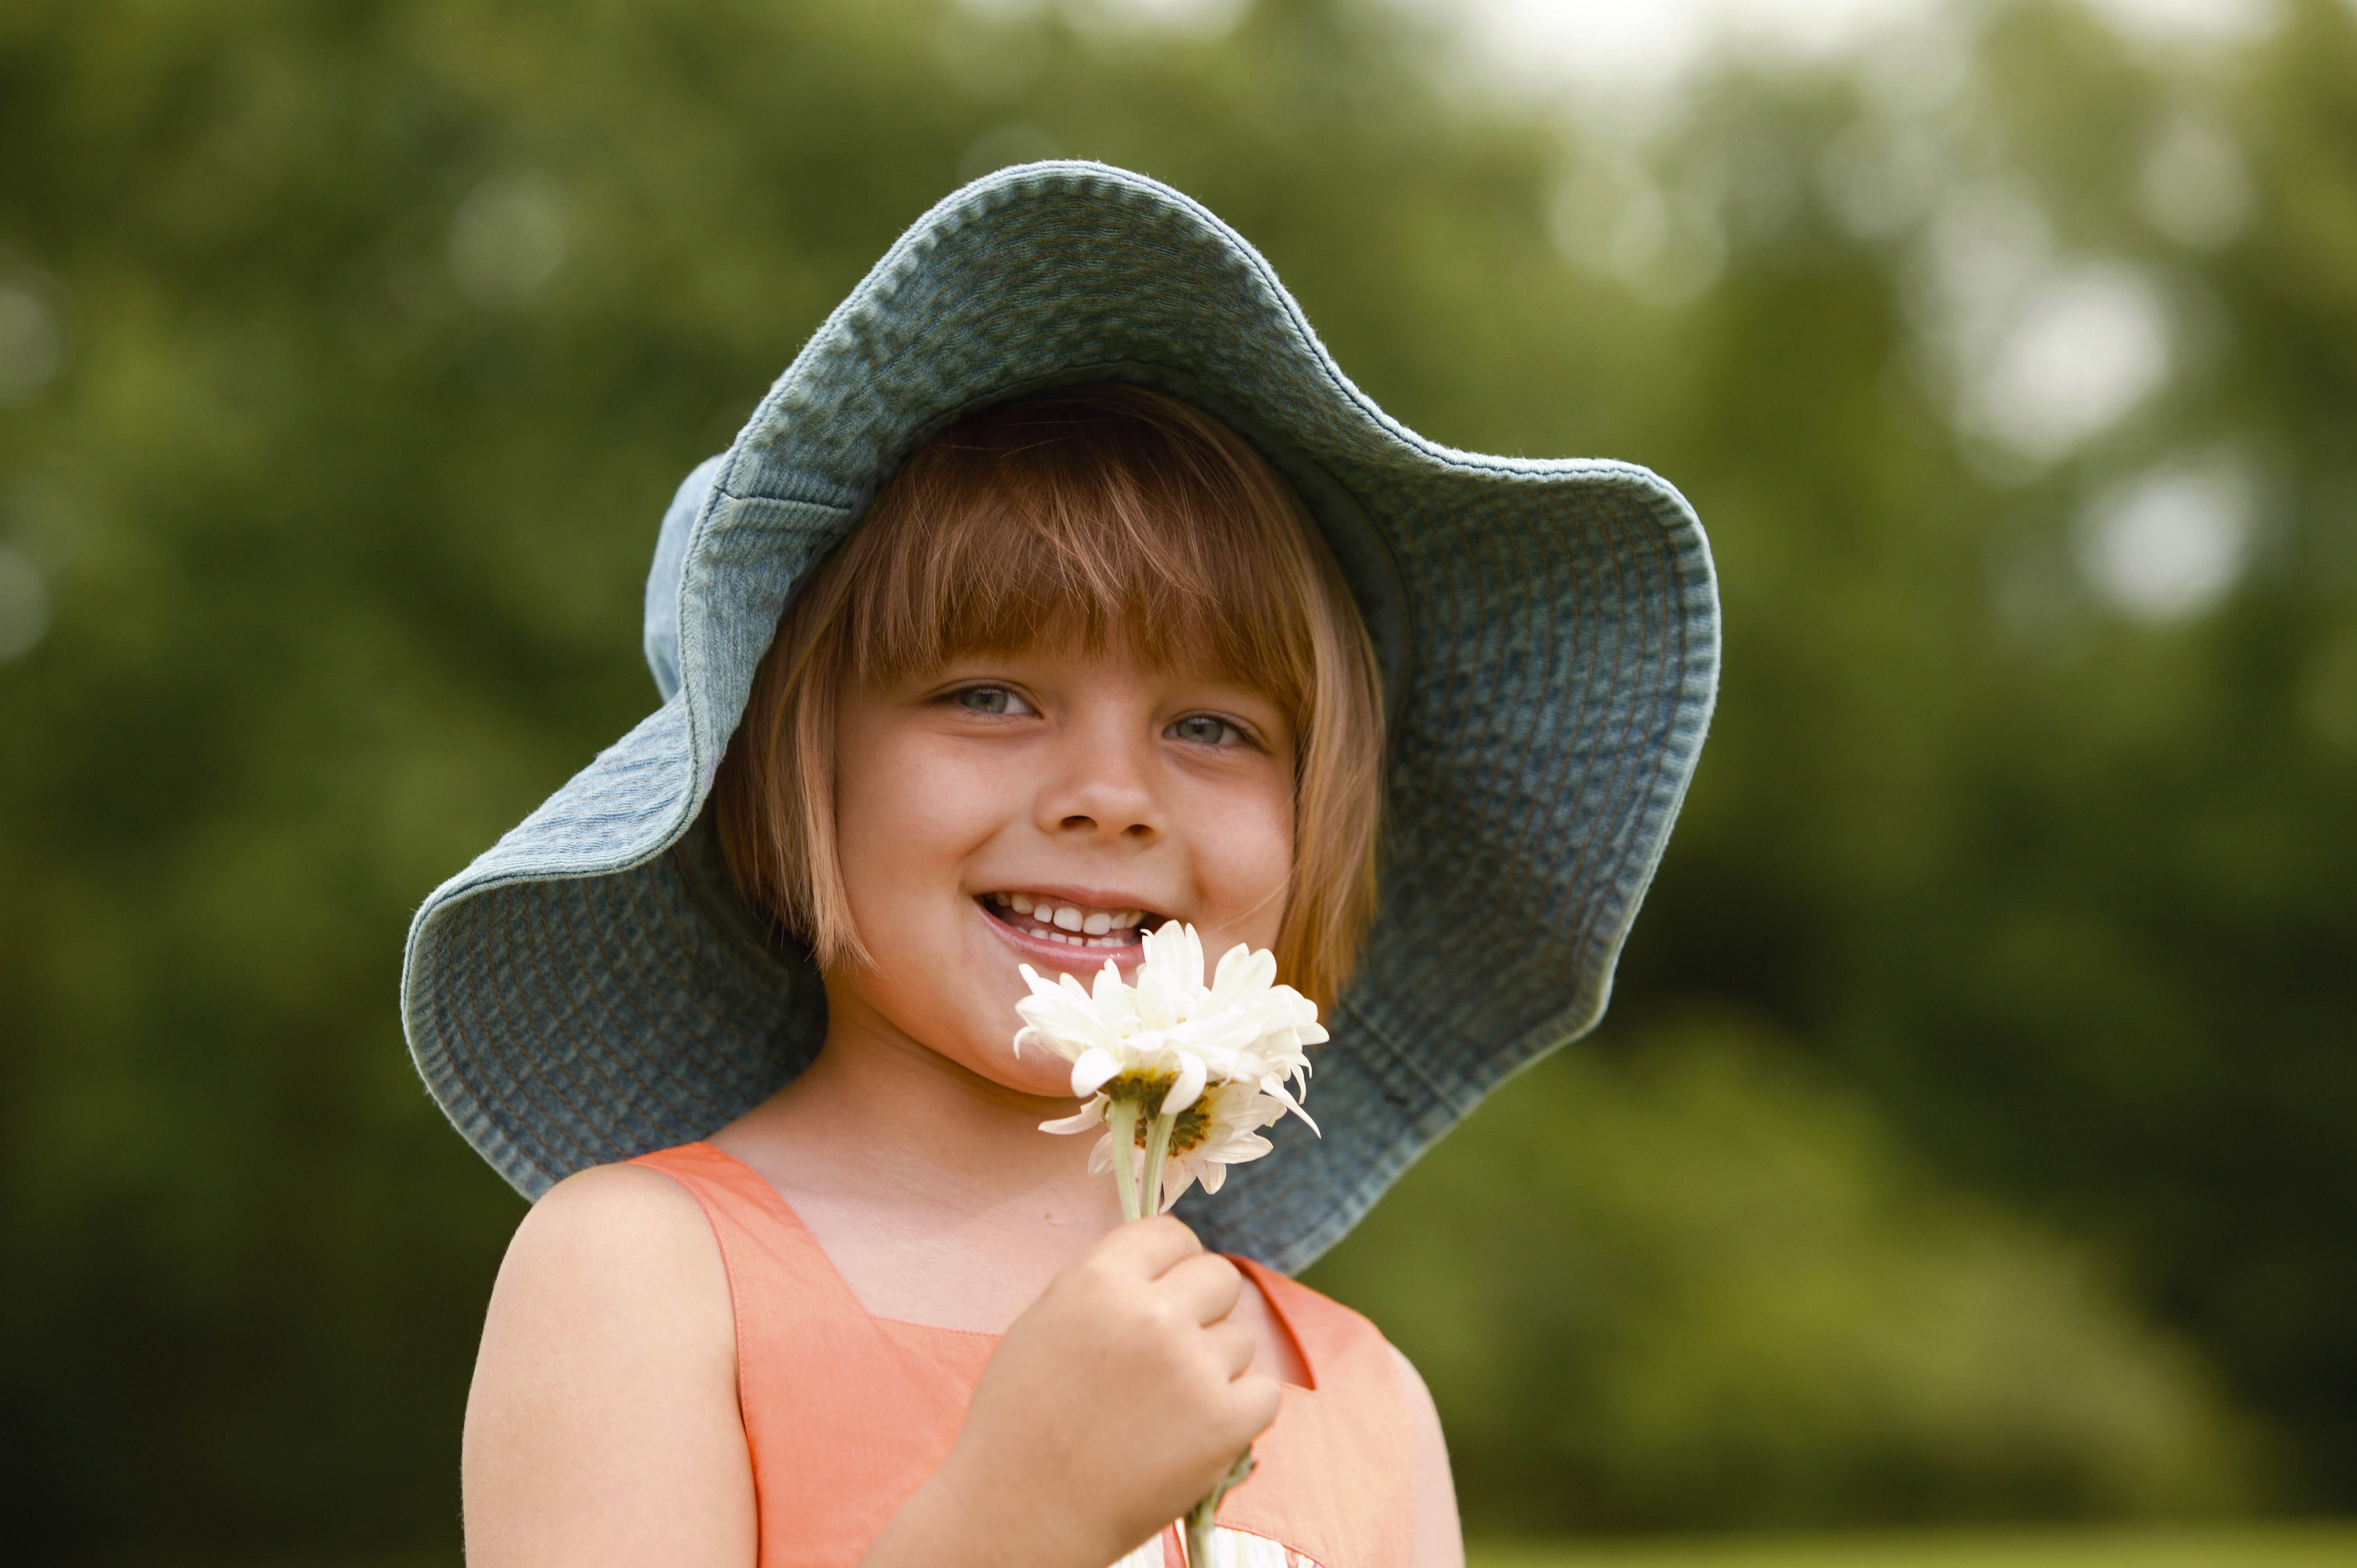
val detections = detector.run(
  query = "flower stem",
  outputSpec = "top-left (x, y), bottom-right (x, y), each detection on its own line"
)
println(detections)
top-left (1182, 1446), bottom-right (1256, 1568)
top-left (1139, 1111), bottom-right (1176, 1216)
top-left (1106, 1098), bottom-right (1143, 1223)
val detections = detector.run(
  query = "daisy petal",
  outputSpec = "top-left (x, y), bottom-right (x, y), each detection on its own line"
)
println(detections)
top-left (1070, 1048), bottom-right (1121, 1097)
top-left (1040, 1095), bottom-right (1108, 1135)
top-left (1210, 943), bottom-right (1277, 1006)
top-left (1260, 1076), bottom-right (1320, 1135)
top-left (1163, 1054), bottom-right (1208, 1116)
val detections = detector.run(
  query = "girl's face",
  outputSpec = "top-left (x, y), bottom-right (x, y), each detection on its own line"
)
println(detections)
top-left (827, 639), bottom-right (1296, 1098)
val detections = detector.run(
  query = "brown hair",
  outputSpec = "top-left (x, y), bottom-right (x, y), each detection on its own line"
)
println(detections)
top-left (713, 385), bottom-right (1384, 1005)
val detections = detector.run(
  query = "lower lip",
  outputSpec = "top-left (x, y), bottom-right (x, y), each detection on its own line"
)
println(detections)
top-left (976, 899), bottom-right (1146, 968)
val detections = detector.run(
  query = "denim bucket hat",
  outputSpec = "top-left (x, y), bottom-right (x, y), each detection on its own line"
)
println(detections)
top-left (400, 161), bottom-right (1719, 1272)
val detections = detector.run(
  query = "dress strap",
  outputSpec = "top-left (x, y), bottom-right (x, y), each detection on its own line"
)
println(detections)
top-left (629, 1142), bottom-right (985, 1567)
top-left (629, 1139), bottom-right (872, 1321)
top-left (1214, 1260), bottom-right (1418, 1568)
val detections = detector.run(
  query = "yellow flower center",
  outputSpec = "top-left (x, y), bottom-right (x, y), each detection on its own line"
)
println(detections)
top-left (1106, 1071), bottom-right (1213, 1154)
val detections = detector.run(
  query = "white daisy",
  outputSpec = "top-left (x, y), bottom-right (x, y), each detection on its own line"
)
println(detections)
top-left (1016, 920), bottom-right (1324, 1127)
top-left (1046, 1074), bottom-right (1290, 1213)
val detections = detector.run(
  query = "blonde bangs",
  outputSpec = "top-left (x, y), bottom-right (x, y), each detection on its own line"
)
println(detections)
top-left (840, 393), bottom-right (1319, 710)
top-left (716, 385), bottom-right (1385, 1006)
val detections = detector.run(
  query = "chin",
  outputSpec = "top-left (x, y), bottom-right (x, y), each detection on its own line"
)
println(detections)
top-left (919, 987), bottom-right (1077, 1103)
top-left (970, 1043), bottom-right (1081, 1102)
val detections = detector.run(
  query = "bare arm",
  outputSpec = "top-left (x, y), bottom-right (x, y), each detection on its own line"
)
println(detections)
top-left (463, 1164), bottom-right (755, 1568)
top-left (1392, 1345), bottom-right (1465, 1568)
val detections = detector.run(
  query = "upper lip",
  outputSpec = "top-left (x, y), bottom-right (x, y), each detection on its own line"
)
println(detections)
top-left (977, 885), bottom-right (1171, 916)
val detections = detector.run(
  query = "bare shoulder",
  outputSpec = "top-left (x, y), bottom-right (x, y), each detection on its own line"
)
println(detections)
top-left (466, 1162), bottom-right (752, 1568)
top-left (1389, 1343), bottom-right (1465, 1568)
top-left (472, 1160), bottom-right (736, 1423)
top-left (498, 1161), bottom-right (723, 1296)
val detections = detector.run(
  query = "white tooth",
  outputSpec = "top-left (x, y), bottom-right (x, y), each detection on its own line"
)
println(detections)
top-left (992, 892), bottom-right (1010, 906)
top-left (1083, 912), bottom-right (1112, 936)
top-left (1120, 910), bottom-right (1142, 927)
top-left (1032, 904), bottom-right (1053, 923)
top-left (1011, 892), bottom-right (1034, 914)
top-left (1053, 905), bottom-right (1083, 931)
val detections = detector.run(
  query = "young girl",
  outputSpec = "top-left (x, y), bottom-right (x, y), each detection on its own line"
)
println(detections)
top-left (402, 163), bottom-right (1718, 1568)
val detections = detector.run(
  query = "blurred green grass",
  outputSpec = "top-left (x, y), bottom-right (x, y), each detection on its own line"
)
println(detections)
top-left (1469, 1524), bottom-right (2357, 1568)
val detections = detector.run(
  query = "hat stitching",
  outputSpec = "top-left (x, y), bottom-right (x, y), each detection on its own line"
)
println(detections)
top-left (1374, 503), bottom-right (1588, 1004)
top-left (1490, 495), bottom-right (1572, 886)
top-left (631, 842), bottom-right (823, 1090)
top-left (1531, 490), bottom-right (1684, 957)
top-left (1336, 997), bottom-right (1468, 1119)
top-left (609, 873), bottom-right (760, 1086)
top-left (408, 921), bottom-right (503, 1182)
top-left (1556, 590), bottom-right (1713, 1025)
top-left (552, 884), bottom-right (736, 1127)
top-left (461, 899), bottom-right (590, 1183)
top-left (1551, 494), bottom-right (1661, 953)
top-left (508, 894), bottom-right (654, 1156)
top-left (626, 854), bottom-right (798, 1075)
top-left (1460, 488), bottom-right (1583, 924)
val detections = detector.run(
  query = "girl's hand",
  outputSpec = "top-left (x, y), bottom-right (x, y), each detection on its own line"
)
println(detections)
top-left (865, 1215), bottom-right (1282, 1568)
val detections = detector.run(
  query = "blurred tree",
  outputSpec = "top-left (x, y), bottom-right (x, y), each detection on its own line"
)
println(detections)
top-left (1574, 0), bottom-right (2357, 1507)
top-left (0, 0), bottom-right (2352, 1557)
top-left (1308, 1014), bottom-right (2259, 1532)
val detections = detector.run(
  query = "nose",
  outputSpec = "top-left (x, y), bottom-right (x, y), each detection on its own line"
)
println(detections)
top-left (1035, 713), bottom-right (1162, 845)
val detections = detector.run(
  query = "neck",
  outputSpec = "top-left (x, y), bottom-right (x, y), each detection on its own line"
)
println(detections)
top-left (709, 979), bottom-right (1127, 1331)
top-left (717, 977), bottom-right (1120, 1228)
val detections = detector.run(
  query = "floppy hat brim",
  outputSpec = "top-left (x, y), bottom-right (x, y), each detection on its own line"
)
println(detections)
top-left (400, 161), bottom-right (1719, 1272)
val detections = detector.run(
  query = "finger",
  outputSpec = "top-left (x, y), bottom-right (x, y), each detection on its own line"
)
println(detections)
top-left (1096, 1213), bottom-right (1202, 1277)
top-left (1160, 1252), bottom-right (1244, 1326)
top-left (1201, 1318), bottom-right (1257, 1380)
top-left (1229, 1371), bottom-right (1283, 1437)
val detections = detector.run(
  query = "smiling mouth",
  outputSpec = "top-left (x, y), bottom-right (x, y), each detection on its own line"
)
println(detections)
top-left (979, 891), bottom-right (1163, 951)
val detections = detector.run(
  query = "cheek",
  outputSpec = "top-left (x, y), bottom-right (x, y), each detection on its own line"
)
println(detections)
top-left (827, 717), bottom-right (1068, 1092)
top-left (833, 727), bottom-right (1002, 923)
top-left (1193, 776), bottom-right (1296, 946)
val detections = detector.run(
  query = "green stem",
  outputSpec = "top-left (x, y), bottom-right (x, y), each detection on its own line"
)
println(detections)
top-left (1106, 1098), bottom-right (1143, 1223)
top-left (1139, 1111), bottom-right (1176, 1217)
top-left (1182, 1446), bottom-right (1256, 1568)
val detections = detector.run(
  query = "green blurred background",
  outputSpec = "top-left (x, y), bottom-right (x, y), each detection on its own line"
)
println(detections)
top-left (3, 0), bottom-right (2354, 1560)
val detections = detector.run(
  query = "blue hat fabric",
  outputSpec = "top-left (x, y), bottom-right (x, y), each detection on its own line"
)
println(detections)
top-left (399, 162), bottom-right (1719, 1273)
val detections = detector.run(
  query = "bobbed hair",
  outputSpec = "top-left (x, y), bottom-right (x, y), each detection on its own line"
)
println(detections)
top-left (713, 385), bottom-right (1387, 1007)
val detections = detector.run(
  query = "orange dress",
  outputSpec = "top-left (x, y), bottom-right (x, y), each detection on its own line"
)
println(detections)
top-left (631, 1142), bottom-right (1417, 1568)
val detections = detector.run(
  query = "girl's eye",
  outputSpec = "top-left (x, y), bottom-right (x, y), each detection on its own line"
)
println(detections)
top-left (1168, 713), bottom-right (1250, 748)
top-left (953, 685), bottom-right (1035, 716)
